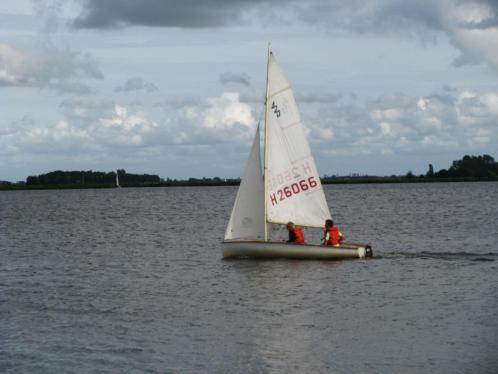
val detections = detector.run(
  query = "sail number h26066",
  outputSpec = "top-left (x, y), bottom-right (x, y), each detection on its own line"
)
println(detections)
top-left (269, 177), bottom-right (317, 206)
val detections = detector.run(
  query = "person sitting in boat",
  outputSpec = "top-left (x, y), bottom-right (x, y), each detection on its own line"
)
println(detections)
top-left (322, 219), bottom-right (344, 247)
top-left (286, 222), bottom-right (305, 244)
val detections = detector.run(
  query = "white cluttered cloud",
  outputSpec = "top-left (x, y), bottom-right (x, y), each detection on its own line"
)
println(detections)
top-left (305, 88), bottom-right (498, 156)
top-left (2, 91), bottom-right (256, 157)
top-left (0, 42), bottom-right (102, 93)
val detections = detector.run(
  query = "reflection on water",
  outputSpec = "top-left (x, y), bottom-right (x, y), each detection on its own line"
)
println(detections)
top-left (0, 183), bottom-right (497, 373)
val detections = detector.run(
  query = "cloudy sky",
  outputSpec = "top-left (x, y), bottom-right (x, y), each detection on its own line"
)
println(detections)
top-left (1, 0), bottom-right (497, 181)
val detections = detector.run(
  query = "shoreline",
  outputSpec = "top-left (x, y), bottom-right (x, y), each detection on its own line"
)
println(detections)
top-left (1, 177), bottom-right (497, 191)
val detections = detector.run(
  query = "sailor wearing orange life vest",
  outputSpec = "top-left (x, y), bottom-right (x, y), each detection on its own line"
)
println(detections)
top-left (286, 221), bottom-right (305, 244)
top-left (322, 219), bottom-right (344, 246)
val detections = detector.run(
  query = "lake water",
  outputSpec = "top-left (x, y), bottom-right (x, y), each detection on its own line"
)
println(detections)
top-left (1, 182), bottom-right (497, 373)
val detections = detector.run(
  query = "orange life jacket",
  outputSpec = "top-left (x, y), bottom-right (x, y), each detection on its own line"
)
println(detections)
top-left (326, 227), bottom-right (341, 246)
top-left (291, 227), bottom-right (305, 244)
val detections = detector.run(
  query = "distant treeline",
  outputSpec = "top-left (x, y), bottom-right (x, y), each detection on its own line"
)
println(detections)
top-left (429, 154), bottom-right (497, 179)
top-left (322, 154), bottom-right (498, 184)
top-left (1, 154), bottom-right (497, 190)
top-left (160, 177), bottom-right (240, 187)
top-left (18, 170), bottom-right (237, 188)
top-left (26, 169), bottom-right (160, 187)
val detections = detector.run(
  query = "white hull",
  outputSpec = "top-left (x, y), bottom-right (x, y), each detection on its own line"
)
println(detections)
top-left (222, 240), bottom-right (372, 260)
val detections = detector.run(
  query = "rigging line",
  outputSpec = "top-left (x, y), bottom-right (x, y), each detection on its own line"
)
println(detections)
top-left (267, 85), bottom-right (291, 100)
top-left (281, 120), bottom-right (302, 130)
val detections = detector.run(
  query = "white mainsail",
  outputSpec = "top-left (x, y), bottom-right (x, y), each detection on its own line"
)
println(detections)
top-left (116, 171), bottom-right (120, 187)
top-left (264, 52), bottom-right (331, 228)
top-left (224, 126), bottom-right (265, 240)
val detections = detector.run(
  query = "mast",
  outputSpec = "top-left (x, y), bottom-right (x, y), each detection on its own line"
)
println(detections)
top-left (263, 43), bottom-right (271, 241)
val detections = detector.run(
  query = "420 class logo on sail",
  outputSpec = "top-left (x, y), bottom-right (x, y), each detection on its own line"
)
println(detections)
top-left (271, 101), bottom-right (281, 118)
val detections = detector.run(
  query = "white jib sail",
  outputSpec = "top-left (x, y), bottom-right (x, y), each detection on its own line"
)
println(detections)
top-left (225, 126), bottom-right (265, 240)
top-left (264, 52), bottom-right (331, 228)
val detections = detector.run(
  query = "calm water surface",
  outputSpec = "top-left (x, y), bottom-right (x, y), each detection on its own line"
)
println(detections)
top-left (1, 183), bottom-right (497, 373)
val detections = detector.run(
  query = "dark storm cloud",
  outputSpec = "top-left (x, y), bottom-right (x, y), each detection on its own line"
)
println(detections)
top-left (71, 0), bottom-right (498, 45)
top-left (219, 72), bottom-right (251, 86)
top-left (73, 0), bottom-right (443, 31)
top-left (72, 0), bottom-right (274, 29)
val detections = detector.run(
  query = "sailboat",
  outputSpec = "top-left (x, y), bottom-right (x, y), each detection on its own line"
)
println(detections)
top-left (116, 170), bottom-right (121, 188)
top-left (222, 48), bottom-right (373, 259)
